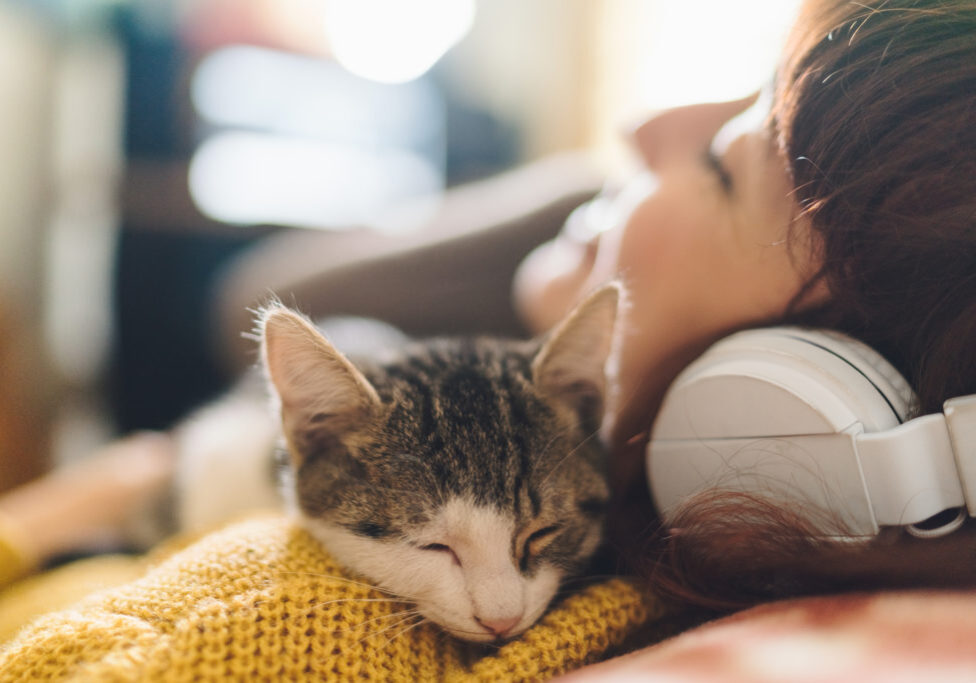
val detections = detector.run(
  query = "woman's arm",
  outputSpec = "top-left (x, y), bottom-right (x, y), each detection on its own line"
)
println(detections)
top-left (0, 433), bottom-right (174, 585)
top-left (211, 155), bottom-right (601, 373)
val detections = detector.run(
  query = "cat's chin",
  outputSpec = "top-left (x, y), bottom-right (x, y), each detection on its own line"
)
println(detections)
top-left (439, 623), bottom-right (506, 644)
top-left (442, 625), bottom-right (514, 644)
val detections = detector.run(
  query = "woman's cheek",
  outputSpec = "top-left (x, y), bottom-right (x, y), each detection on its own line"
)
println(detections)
top-left (604, 200), bottom-right (693, 298)
top-left (610, 195), bottom-right (740, 347)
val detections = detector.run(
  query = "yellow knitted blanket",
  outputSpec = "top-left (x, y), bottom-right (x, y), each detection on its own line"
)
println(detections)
top-left (0, 516), bottom-right (667, 681)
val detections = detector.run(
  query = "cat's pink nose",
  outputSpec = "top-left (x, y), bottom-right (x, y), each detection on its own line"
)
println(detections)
top-left (476, 614), bottom-right (522, 637)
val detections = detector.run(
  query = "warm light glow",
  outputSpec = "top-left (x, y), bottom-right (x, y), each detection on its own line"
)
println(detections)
top-left (188, 44), bottom-right (446, 232)
top-left (188, 132), bottom-right (441, 231)
top-left (191, 45), bottom-right (443, 143)
top-left (323, 0), bottom-right (476, 83)
top-left (636, 0), bottom-right (803, 109)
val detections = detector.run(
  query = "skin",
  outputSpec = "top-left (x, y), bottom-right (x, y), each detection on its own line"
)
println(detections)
top-left (513, 93), bottom-right (825, 490)
top-left (0, 433), bottom-right (174, 569)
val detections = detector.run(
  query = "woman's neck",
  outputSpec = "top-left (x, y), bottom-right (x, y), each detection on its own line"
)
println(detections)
top-left (605, 340), bottom-right (705, 496)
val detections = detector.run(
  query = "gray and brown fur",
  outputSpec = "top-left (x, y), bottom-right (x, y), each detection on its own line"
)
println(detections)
top-left (260, 283), bottom-right (622, 640)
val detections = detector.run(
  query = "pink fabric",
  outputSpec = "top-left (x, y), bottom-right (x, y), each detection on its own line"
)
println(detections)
top-left (557, 590), bottom-right (976, 682)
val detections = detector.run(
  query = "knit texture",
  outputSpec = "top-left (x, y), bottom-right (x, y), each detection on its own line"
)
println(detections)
top-left (0, 516), bottom-right (667, 681)
top-left (0, 554), bottom-right (144, 643)
top-left (0, 513), bottom-right (34, 589)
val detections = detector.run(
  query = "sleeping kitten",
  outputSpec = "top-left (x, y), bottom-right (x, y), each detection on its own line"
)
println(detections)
top-left (180, 284), bottom-right (620, 642)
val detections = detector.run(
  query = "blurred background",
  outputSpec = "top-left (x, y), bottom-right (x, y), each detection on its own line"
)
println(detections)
top-left (0, 0), bottom-right (801, 492)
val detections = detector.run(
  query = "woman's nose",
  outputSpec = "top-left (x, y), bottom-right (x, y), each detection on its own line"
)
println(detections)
top-left (630, 94), bottom-right (758, 168)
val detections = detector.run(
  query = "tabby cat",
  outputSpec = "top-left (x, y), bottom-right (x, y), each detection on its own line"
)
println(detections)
top-left (179, 284), bottom-right (620, 642)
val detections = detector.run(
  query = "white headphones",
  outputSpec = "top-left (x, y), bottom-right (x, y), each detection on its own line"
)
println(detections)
top-left (646, 328), bottom-right (976, 539)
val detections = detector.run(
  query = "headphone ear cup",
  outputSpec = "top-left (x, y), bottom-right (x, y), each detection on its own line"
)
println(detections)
top-left (646, 327), bottom-right (917, 533)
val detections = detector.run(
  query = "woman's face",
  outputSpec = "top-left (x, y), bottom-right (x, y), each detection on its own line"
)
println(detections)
top-left (514, 95), bottom-right (823, 451)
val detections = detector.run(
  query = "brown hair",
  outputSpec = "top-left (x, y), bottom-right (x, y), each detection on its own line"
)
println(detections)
top-left (638, 0), bottom-right (976, 612)
top-left (777, 0), bottom-right (976, 414)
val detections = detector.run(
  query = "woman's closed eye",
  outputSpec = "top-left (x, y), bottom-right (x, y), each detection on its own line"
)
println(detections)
top-left (704, 147), bottom-right (733, 192)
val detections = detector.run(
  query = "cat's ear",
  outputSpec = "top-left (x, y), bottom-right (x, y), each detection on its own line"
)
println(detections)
top-left (260, 305), bottom-right (380, 461)
top-left (531, 282), bottom-right (621, 423)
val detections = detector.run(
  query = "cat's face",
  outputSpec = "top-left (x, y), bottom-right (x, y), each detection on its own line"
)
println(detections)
top-left (262, 285), bottom-right (620, 642)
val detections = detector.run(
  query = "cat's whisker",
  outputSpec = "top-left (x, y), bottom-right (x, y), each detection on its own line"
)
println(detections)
top-left (359, 608), bottom-right (422, 628)
top-left (313, 614), bottom-right (422, 665)
top-left (372, 611), bottom-right (421, 635)
top-left (328, 608), bottom-right (423, 635)
top-left (307, 596), bottom-right (412, 611)
top-left (277, 571), bottom-right (427, 611)
top-left (376, 614), bottom-right (428, 649)
top-left (540, 423), bottom-right (603, 485)
top-left (359, 612), bottom-right (423, 647)
top-left (275, 570), bottom-right (401, 596)
top-left (535, 428), bottom-right (568, 463)
top-left (529, 409), bottom-right (596, 475)
top-left (535, 417), bottom-right (595, 470)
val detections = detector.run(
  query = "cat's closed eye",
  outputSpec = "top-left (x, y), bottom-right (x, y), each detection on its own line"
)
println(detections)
top-left (421, 543), bottom-right (461, 566)
top-left (521, 525), bottom-right (561, 569)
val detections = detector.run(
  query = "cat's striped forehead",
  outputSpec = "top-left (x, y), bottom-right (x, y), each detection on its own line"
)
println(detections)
top-left (368, 337), bottom-right (536, 400)
top-left (358, 339), bottom-right (580, 510)
top-left (292, 334), bottom-right (608, 541)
